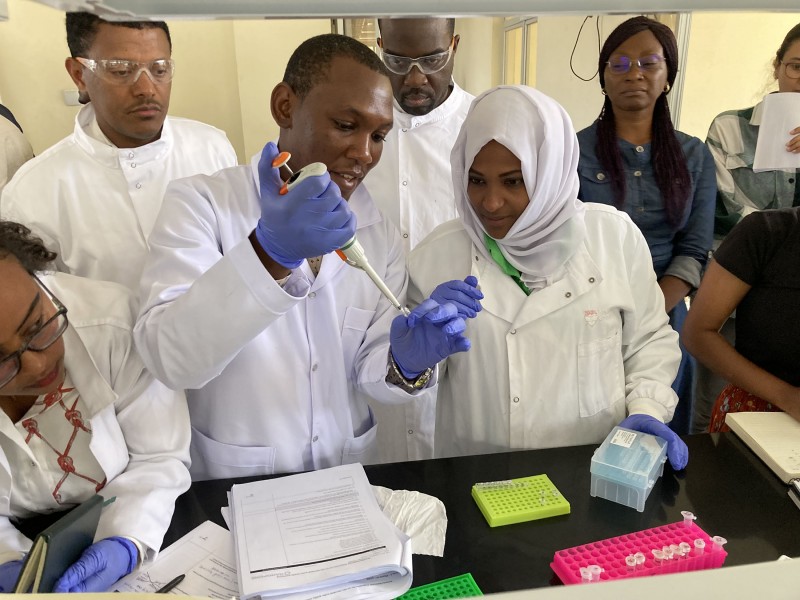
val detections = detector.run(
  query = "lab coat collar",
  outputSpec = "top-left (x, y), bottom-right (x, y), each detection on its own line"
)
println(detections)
top-left (750, 99), bottom-right (765, 127)
top-left (475, 240), bottom-right (603, 329)
top-left (73, 103), bottom-right (173, 169)
top-left (61, 325), bottom-right (118, 419)
top-left (393, 81), bottom-right (470, 128)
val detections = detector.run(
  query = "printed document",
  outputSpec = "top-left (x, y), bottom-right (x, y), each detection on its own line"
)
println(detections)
top-left (753, 92), bottom-right (800, 172)
top-left (229, 463), bottom-right (412, 600)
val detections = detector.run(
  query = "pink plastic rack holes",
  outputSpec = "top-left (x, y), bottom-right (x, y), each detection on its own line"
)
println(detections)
top-left (550, 514), bottom-right (728, 585)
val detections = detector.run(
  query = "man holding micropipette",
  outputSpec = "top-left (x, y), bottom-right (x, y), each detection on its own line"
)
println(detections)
top-left (133, 34), bottom-right (477, 480)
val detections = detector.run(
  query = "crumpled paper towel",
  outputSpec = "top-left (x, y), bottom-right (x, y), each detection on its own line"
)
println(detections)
top-left (372, 485), bottom-right (447, 557)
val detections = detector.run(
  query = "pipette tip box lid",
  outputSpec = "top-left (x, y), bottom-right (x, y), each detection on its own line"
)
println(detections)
top-left (590, 426), bottom-right (667, 512)
top-left (471, 474), bottom-right (570, 527)
top-left (398, 573), bottom-right (483, 599)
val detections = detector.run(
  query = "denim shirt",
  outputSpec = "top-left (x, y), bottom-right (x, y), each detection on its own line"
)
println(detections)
top-left (576, 120), bottom-right (716, 288)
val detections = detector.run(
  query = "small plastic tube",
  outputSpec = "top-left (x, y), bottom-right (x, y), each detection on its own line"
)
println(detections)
top-left (580, 567), bottom-right (592, 583)
top-left (634, 552), bottom-right (645, 570)
top-left (712, 536), bottom-right (728, 552)
top-left (662, 546), bottom-right (674, 560)
top-left (681, 510), bottom-right (697, 527)
top-left (652, 549), bottom-right (665, 565)
top-left (678, 542), bottom-right (691, 558)
top-left (694, 539), bottom-right (706, 555)
top-left (625, 555), bottom-right (637, 571)
top-left (589, 565), bottom-right (603, 582)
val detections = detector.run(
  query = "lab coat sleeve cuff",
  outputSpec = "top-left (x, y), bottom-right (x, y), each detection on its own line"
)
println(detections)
top-left (663, 256), bottom-right (702, 290)
top-left (228, 237), bottom-right (310, 303)
top-left (626, 396), bottom-right (671, 423)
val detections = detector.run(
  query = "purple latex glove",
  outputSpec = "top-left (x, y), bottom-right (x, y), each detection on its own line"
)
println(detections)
top-left (0, 559), bottom-right (23, 592)
top-left (53, 537), bottom-right (138, 593)
top-left (430, 276), bottom-right (484, 319)
top-left (254, 141), bottom-right (356, 268)
top-left (390, 299), bottom-right (471, 378)
top-left (619, 414), bottom-right (689, 470)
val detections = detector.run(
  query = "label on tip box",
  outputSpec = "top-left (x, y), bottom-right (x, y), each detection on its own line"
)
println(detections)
top-left (610, 429), bottom-right (637, 448)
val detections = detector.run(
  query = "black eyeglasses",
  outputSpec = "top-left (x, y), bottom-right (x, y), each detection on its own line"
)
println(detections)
top-left (0, 277), bottom-right (69, 389)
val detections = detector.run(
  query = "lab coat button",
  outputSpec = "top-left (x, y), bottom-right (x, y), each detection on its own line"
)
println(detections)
top-left (402, 233), bottom-right (409, 239)
top-left (402, 181), bottom-right (408, 186)
top-left (512, 397), bottom-right (520, 403)
top-left (789, 178), bottom-right (795, 184)
top-left (565, 292), bottom-right (572, 298)
top-left (510, 329), bottom-right (517, 335)
top-left (128, 152), bottom-right (134, 158)
top-left (402, 128), bottom-right (408, 132)
top-left (633, 170), bottom-right (642, 177)
top-left (135, 183), bottom-right (142, 189)
top-left (589, 277), bottom-right (595, 283)
top-left (312, 435), bottom-right (319, 442)
top-left (311, 363), bottom-right (318, 372)
top-left (131, 163), bottom-right (137, 168)
top-left (596, 172), bottom-right (606, 181)
top-left (414, 123), bottom-right (420, 128)
top-left (309, 292), bottom-right (316, 298)
top-left (407, 429), bottom-right (414, 435)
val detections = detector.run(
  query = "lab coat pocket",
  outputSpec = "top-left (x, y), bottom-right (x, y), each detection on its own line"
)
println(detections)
top-left (341, 307), bottom-right (376, 377)
top-left (190, 426), bottom-right (276, 479)
top-left (577, 330), bottom-right (624, 417)
top-left (341, 416), bottom-right (378, 466)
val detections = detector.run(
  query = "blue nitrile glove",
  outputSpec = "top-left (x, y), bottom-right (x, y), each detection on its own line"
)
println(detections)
top-left (0, 559), bottom-right (23, 592)
top-left (254, 141), bottom-right (357, 269)
top-left (430, 276), bottom-right (484, 319)
top-left (390, 299), bottom-right (471, 378)
top-left (52, 537), bottom-right (138, 593)
top-left (619, 414), bottom-right (689, 471)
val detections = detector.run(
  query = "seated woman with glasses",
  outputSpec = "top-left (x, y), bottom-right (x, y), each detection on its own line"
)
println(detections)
top-left (576, 16), bottom-right (716, 436)
top-left (695, 22), bottom-right (800, 432)
top-left (0, 222), bottom-right (190, 592)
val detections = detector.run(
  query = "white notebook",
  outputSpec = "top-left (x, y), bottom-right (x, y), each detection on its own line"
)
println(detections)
top-left (726, 412), bottom-right (800, 484)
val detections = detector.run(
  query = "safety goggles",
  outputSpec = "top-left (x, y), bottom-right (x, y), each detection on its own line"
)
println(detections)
top-left (380, 39), bottom-right (455, 75)
top-left (76, 57), bottom-right (175, 85)
top-left (606, 54), bottom-right (665, 75)
top-left (0, 277), bottom-right (68, 389)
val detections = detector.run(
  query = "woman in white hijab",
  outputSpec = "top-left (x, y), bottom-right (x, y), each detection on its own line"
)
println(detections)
top-left (408, 85), bottom-right (688, 468)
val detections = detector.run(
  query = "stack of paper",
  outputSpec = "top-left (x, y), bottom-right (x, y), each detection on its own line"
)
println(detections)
top-left (228, 463), bottom-right (413, 600)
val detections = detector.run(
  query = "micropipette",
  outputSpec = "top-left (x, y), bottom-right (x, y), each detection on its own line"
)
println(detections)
top-left (272, 152), bottom-right (410, 317)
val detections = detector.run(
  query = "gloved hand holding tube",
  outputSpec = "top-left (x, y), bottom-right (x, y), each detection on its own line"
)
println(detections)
top-left (390, 298), bottom-right (476, 379)
top-left (254, 141), bottom-right (356, 269)
top-left (618, 414), bottom-right (689, 470)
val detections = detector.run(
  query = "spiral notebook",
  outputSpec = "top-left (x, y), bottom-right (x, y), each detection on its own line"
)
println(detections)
top-left (726, 412), bottom-right (800, 485)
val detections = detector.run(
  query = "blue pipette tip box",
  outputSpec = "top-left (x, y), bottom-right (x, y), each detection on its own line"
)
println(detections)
top-left (590, 426), bottom-right (667, 512)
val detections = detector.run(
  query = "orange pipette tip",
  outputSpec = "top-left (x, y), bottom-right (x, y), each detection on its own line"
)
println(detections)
top-left (272, 151), bottom-right (292, 169)
top-left (335, 249), bottom-right (347, 261)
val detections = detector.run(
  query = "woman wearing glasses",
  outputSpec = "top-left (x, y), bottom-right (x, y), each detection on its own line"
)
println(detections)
top-left (0, 222), bottom-right (190, 592)
top-left (693, 23), bottom-right (800, 432)
top-left (576, 16), bottom-right (716, 436)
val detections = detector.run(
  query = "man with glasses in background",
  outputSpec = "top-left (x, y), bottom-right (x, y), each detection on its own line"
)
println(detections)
top-left (1, 12), bottom-right (237, 295)
top-left (364, 18), bottom-right (474, 463)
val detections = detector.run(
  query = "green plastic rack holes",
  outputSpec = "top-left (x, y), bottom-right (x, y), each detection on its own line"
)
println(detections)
top-left (398, 573), bottom-right (483, 599)
top-left (471, 474), bottom-right (570, 527)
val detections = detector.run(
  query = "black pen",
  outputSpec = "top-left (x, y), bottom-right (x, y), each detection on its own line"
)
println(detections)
top-left (156, 573), bottom-right (185, 594)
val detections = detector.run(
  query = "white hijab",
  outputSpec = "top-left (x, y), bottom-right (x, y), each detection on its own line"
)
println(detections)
top-left (452, 85), bottom-right (586, 290)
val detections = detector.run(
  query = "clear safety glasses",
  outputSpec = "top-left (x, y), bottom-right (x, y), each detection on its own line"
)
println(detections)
top-left (782, 61), bottom-right (800, 80)
top-left (381, 39), bottom-right (455, 75)
top-left (76, 57), bottom-right (175, 85)
top-left (606, 54), bottom-right (665, 75)
top-left (0, 278), bottom-right (68, 389)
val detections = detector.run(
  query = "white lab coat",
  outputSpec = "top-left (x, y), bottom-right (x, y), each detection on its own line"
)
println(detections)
top-left (407, 204), bottom-right (681, 458)
top-left (364, 83), bottom-right (473, 463)
top-left (0, 273), bottom-right (190, 559)
top-left (364, 83), bottom-right (474, 253)
top-left (134, 155), bottom-right (436, 480)
top-left (0, 104), bottom-right (238, 292)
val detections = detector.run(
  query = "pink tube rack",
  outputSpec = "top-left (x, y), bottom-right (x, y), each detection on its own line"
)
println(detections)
top-left (550, 519), bottom-right (728, 584)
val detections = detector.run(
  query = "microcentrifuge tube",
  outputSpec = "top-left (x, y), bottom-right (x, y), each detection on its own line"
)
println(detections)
top-left (694, 539), bottom-right (706, 555)
top-left (588, 565), bottom-right (603, 582)
top-left (652, 549), bottom-right (665, 565)
top-left (678, 542), bottom-right (691, 558)
top-left (580, 567), bottom-right (592, 583)
top-left (633, 552), bottom-right (645, 570)
top-left (662, 546), bottom-right (674, 560)
top-left (625, 555), bottom-right (637, 571)
top-left (681, 510), bottom-right (697, 527)
top-left (712, 536), bottom-right (727, 552)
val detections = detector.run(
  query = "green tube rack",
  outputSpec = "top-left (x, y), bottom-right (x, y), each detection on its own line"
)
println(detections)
top-left (471, 474), bottom-right (570, 527)
top-left (398, 573), bottom-right (482, 599)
